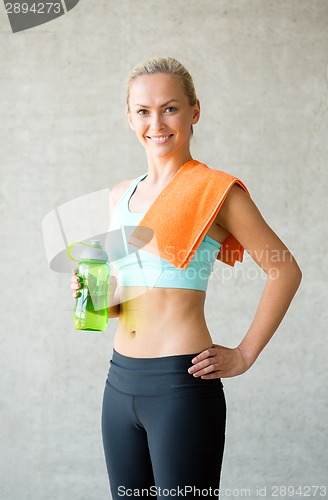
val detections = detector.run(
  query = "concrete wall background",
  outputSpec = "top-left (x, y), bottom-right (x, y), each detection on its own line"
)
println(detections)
top-left (0, 1), bottom-right (327, 499)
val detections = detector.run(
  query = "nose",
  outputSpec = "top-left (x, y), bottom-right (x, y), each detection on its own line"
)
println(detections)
top-left (150, 111), bottom-right (165, 132)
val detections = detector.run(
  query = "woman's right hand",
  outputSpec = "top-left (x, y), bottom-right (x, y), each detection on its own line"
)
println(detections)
top-left (71, 268), bottom-right (82, 299)
top-left (70, 268), bottom-right (118, 302)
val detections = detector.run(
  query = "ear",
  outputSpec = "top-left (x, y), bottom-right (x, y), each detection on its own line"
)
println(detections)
top-left (127, 109), bottom-right (134, 131)
top-left (191, 99), bottom-right (200, 125)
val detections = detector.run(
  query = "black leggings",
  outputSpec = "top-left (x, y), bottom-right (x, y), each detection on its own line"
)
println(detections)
top-left (101, 348), bottom-right (226, 499)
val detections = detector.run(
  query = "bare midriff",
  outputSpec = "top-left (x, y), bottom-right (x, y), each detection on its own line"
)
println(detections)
top-left (114, 286), bottom-right (214, 358)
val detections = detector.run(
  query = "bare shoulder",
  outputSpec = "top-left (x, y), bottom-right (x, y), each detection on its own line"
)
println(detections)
top-left (216, 184), bottom-right (262, 231)
top-left (109, 178), bottom-right (135, 207)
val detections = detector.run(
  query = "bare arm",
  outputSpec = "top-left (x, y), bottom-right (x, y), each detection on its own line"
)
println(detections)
top-left (106, 178), bottom-right (136, 318)
top-left (188, 186), bottom-right (302, 378)
top-left (107, 188), bottom-right (121, 318)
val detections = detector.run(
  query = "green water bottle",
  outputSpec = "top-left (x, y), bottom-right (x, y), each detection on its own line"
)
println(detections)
top-left (67, 240), bottom-right (110, 331)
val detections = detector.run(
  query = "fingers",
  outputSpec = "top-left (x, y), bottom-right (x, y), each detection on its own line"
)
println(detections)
top-left (188, 359), bottom-right (218, 377)
top-left (188, 345), bottom-right (221, 378)
top-left (71, 268), bottom-right (81, 299)
top-left (199, 371), bottom-right (222, 380)
top-left (188, 358), bottom-right (210, 374)
top-left (188, 346), bottom-right (248, 379)
top-left (191, 346), bottom-right (216, 364)
top-left (188, 347), bottom-right (216, 374)
top-left (70, 270), bottom-right (118, 301)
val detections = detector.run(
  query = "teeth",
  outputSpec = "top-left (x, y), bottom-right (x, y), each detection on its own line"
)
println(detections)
top-left (150, 135), bottom-right (171, 143)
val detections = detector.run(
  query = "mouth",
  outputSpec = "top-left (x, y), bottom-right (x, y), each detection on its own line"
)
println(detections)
top-left (146, 134), bottom-right (174, 144)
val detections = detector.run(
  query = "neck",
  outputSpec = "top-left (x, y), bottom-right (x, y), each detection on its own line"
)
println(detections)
top-left (145, 151), bottom-right (194, 185)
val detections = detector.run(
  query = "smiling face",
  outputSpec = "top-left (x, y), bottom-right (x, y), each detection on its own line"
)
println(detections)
top-left (127, 73), bottom-right (200, 161)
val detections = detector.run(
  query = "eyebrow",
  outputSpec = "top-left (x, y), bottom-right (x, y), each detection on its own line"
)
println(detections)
top-left (134, 99), bottom-right (179, 108)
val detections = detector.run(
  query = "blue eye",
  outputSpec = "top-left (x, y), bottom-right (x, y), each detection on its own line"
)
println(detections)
top-left (137, 109), bottom-right (148, 115)
top-left (165, 107), bottom-right (176, 113)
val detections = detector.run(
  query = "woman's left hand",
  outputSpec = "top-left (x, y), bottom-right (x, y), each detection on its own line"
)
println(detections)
top-left (188, 344), bottom-right (251, 379)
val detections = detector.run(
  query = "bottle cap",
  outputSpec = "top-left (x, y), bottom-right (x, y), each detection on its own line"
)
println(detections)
top-left (80, 240), bottom-right (108, 262)
top-left (66, 239), bottom-right (108, 262)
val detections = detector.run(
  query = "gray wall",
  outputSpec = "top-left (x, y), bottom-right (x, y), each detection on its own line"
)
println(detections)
top-left (1, 1), bottom-right (327, 499)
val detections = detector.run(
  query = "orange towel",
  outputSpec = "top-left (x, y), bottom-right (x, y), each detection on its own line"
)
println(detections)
top-left (128, 160), bottom-right (250, 269)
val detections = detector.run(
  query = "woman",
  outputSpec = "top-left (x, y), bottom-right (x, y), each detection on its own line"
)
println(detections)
top-left (71, 57), bottom-right (301, 498)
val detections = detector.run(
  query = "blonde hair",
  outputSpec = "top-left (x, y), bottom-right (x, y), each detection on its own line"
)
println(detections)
top-left (126, 57), bottom-right (198, 134)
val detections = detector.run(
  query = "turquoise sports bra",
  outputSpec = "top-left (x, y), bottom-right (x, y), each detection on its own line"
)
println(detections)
top-left (105, 173), bottom-right (221, 291)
